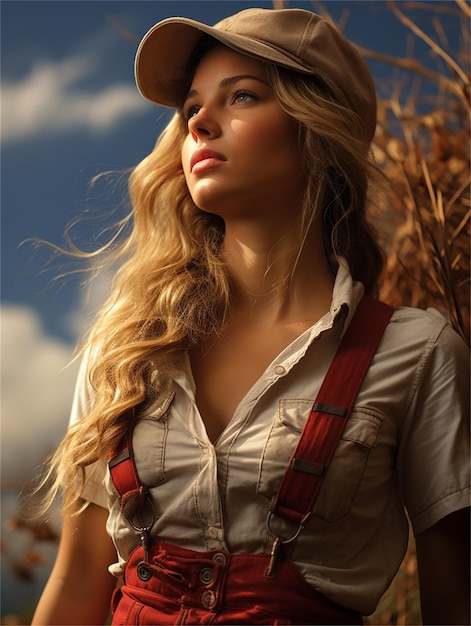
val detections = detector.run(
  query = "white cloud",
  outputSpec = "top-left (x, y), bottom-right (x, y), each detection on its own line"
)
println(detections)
top-left (1, 306), bottom-right (79, 487)
top-left (0, 268), bottom-right (115, 488)
top-left (1, 51), bottom-right (151, 144)
top-left (65, 267), bottom-right (114, 339)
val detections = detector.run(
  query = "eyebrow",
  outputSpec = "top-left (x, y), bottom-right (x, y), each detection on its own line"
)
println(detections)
top-left (184, 74), bottom-right (269, 103)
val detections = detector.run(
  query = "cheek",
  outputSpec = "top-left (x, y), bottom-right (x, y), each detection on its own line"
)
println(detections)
top-left (234, 117), bottom-right (299, 160)
top-left (270, 119), bottom-right (300, 156)
top-left (181, 137), bottom-right (192, 181)
top-left (231, 120), bottom-right (274, 155)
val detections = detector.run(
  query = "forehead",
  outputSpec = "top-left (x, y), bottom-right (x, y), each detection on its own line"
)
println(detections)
top-left (189, 44), bottom-right (268, 85)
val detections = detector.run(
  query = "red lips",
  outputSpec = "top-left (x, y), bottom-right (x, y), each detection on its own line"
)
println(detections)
top-left (190, 148), bottom-right (226, 173)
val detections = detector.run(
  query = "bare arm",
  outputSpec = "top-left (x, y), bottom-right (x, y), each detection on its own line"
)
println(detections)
top-left (416, 507), bottom-right (470, 626)
top-left (31, 501), bottom-right (117, 626)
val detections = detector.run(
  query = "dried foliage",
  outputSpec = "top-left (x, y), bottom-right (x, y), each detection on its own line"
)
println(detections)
top-left (365, 1), bottom-right (470, 344)
top-left (359, 1), bottom-right (469, 624)
top-left (2, 511), bottom-right (59, 582)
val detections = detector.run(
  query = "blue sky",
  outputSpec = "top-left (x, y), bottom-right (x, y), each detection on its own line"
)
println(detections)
top-left (0, 0), bottom-right (462, 614)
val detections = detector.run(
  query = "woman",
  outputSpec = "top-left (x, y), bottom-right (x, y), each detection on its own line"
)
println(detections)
top-left (32, 8), bottom-right (469, 625)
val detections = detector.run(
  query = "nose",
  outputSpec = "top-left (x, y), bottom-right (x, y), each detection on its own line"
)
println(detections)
top-left (187, 107), bottom-right (221, 142)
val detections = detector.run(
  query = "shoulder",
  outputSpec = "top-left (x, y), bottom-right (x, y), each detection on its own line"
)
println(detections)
top-left (383, 305), bottom-right (468, 364)
top-left (363, 304), bottom-right (469, 417)
top-left (388, 305), bottom-right (451, 337)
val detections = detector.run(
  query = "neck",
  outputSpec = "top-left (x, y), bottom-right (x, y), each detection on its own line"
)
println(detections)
top-left (222, 218), bottom-right (334, 323)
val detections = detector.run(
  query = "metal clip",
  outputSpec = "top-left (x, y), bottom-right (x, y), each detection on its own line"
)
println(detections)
top-left (126, 489), bottom-right (156, 582)
top-left (136, 528), bottom-right (152, 581)
top-left (265, 536), bottom-right (283, 578)
top-left (140, 529), bottom-right (150, 564)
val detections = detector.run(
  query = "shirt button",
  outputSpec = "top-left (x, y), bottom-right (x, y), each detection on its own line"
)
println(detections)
top-left (201, 589), bottom-right (216, 609)
top-left (208, 526), bottom-right (219, 539)
top-left (273, 365), bottom-right (286, 375)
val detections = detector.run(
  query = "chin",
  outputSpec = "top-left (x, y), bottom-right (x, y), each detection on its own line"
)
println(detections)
top-left (189, 187), bottom-right (236, 217)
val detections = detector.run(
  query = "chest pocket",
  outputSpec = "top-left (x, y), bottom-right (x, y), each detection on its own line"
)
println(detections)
top-left (257, 399), bottom-right (382, 523)
top-left (133, 387), bottom-right (175, 489)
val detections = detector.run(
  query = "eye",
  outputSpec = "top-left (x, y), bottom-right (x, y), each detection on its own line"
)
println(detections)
top-left (231, 90), bottom-right (257, 105)
top-left (183, 104), bottom-right (201, 122)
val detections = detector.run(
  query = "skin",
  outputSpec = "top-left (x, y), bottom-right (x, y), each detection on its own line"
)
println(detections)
top-left (416, 507), bottom-right (470, 625)
top-left (181, 45), bottom-right (307, 227)
top-left (31, 502), bottom-right (116, 625)
top-left (32, 45), bottom-right (470, 625)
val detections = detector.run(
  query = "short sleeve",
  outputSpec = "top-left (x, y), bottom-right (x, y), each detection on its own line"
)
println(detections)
top-left (397, 316), bottom-right (470, 536)
top-left (69, 350), bottom-right (109, 510)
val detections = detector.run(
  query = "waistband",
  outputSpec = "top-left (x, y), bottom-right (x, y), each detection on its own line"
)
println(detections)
top-left (114, 541), bottom-right (362, 625)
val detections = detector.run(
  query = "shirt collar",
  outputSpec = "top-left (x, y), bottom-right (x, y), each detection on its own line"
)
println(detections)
top-left (330, 259), bottom-right (365, 337)
top-left (172, 261), bottom-right (364, 395)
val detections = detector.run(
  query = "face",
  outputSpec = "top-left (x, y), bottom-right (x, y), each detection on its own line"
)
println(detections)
top-left (181, 45), bottom-right (306, 222)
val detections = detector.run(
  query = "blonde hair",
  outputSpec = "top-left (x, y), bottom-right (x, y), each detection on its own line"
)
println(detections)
top-left (41, 54), bottom-right (383, 515)
top-left (264, 63), bottom-right (383, 293)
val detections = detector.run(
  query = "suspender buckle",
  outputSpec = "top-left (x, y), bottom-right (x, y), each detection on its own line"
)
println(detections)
top-left (123, 485), bottom-right (157, 535)
top-left (266, 508), bottom-right (311, 546)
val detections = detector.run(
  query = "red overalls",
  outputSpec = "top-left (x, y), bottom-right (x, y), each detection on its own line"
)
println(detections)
top-left (109, 296), bottom-right (392, 625)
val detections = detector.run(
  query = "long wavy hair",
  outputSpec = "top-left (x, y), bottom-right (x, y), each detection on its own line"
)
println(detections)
top-left (40, 49), bottom-right (383, 515)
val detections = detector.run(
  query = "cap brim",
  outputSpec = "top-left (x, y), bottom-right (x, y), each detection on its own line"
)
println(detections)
top-left (135, 16), bottom-right (311, 107)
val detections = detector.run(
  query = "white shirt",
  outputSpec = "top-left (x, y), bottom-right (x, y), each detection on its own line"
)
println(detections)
top-left (71, 264), bottom-right (470, 615)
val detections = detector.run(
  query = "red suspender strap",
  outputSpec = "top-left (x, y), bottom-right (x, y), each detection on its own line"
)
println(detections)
top-left (108, 426), bottom-right (149, 523)
top-left (270, 295), bottom-right (393, 527)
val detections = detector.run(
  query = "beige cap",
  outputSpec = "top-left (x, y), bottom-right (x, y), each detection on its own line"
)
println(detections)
top-left (135, 8), bottom-right (377, 143)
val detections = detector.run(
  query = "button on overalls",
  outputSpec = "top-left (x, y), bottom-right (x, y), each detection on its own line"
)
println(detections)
top-left (108, 296), bottom-right (392, 625)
